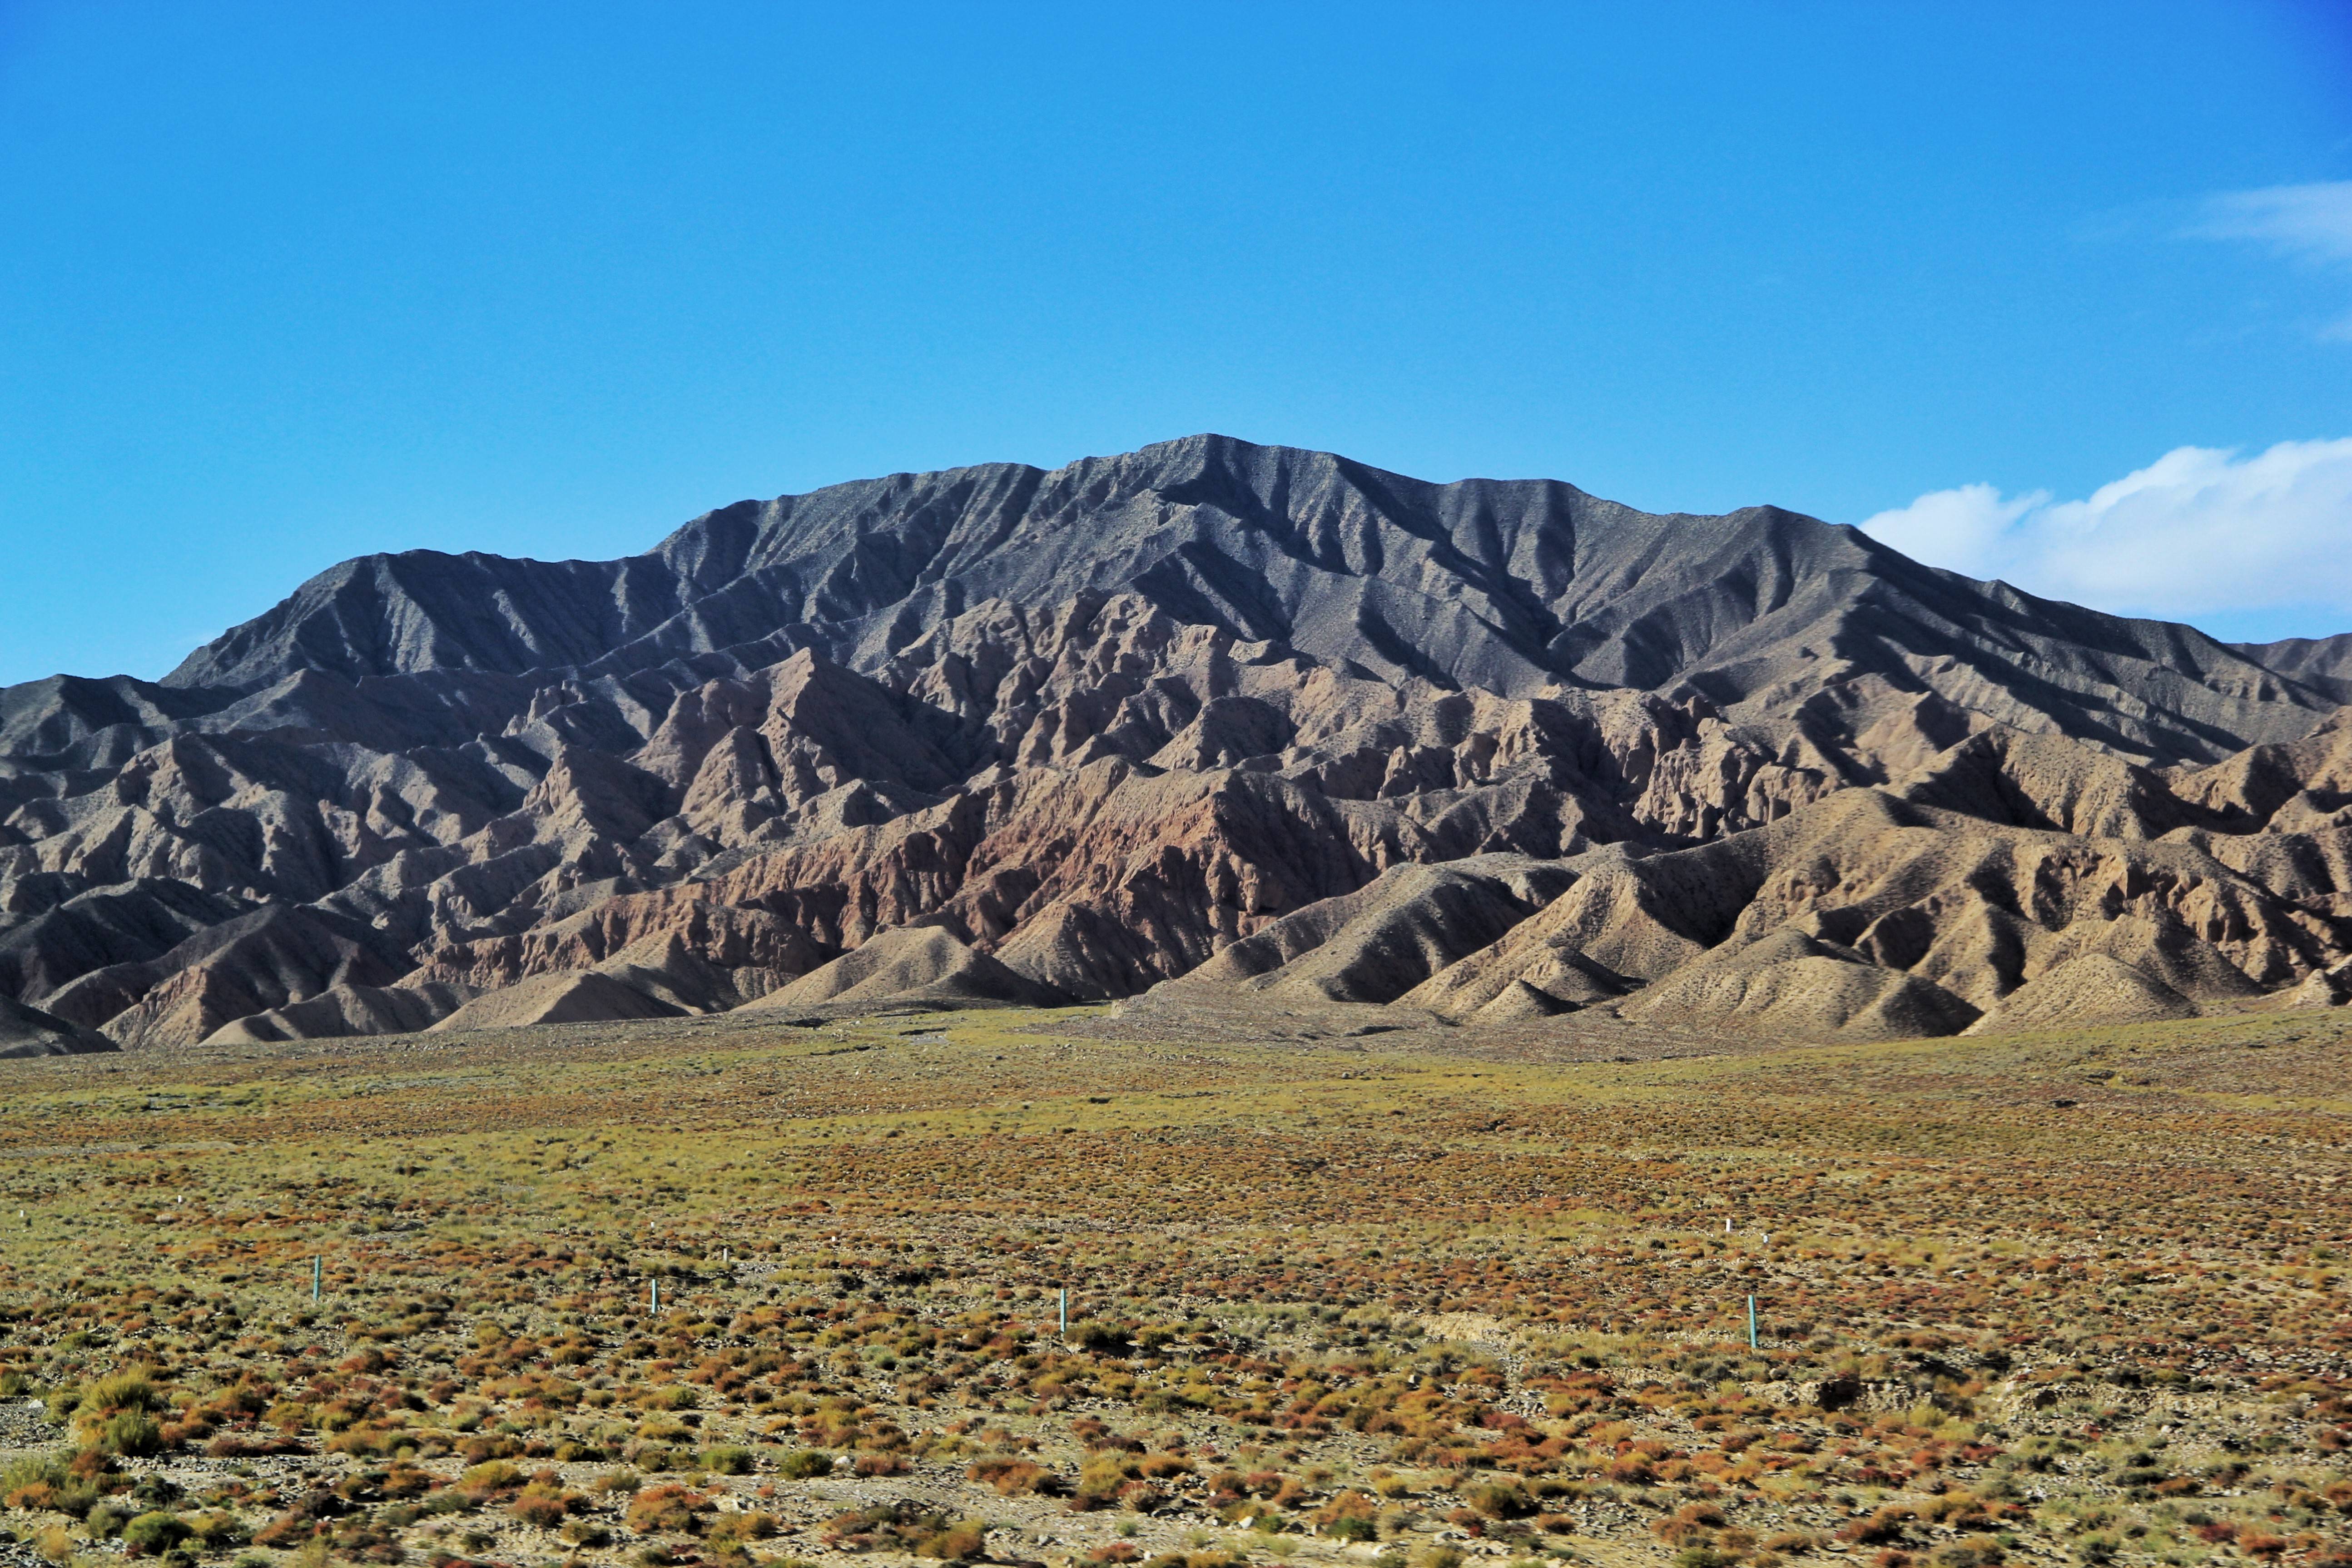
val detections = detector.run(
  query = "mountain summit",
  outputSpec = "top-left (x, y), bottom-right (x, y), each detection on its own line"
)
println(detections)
top-left (6, 435), bottom-right (2350, 1048)
top-left (167, 435), bottom-right (2341, 759)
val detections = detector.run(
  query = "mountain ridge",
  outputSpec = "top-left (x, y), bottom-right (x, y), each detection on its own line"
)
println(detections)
top-left (5, 433), bottom-right (2349, 1052)
top-left (154, 434), bottom-right (2338, 764)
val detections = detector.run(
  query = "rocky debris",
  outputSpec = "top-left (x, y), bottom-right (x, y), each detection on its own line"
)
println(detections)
top-left (2283, 956), bottom-right (2352, 1007)
top-left (2, 437), bottom-right (2351, 1047)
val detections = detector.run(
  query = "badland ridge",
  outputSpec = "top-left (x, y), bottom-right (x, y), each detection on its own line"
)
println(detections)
top-left (6, 433), bottom-right (2352, 1051)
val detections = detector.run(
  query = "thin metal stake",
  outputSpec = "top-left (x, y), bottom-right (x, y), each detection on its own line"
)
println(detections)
top-left (651, 1278), bottom-right (660, 1314)
top-left (312, 1256), bottom-right (322, 1304)
top-left (1059, 1287), bottom-right (1068, 1338)
top-left (1747, 1294), bottom-right (1758, 1350)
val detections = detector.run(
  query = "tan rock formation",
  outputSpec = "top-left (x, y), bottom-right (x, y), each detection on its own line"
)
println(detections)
top-left (1618, 928), bottom-right (1980, 1040)
top-left (429, 972), bottom-right (686, 1032)
top-left (741, 926), bottom-right (1061, 1009)
top-left (1964, 954), bottom-right (2200, 1033)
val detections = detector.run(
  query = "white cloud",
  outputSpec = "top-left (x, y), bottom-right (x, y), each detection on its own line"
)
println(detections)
top-left (1860, 438), bottom-right (2352, 625)
top-left (2192, 181), bottom-right (2352, 340)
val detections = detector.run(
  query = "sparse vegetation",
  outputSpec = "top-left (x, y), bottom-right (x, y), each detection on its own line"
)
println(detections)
top-left (0, 1003), bottom-right (2343, 1568)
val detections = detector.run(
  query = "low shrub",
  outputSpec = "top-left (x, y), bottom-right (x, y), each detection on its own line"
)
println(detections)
top-left (186, 1510), bottom-right (252, 1551)
top-left (121, 1510), bottom-right (192, 1558)
top-left (917, 1520), bottom-right (989, 1561)
top-left (1, 1451), bottom-right (98, 1518)
top-left (204, 1433), bottom-right (305, 1459)
top-left (826, 1501), bottom-right (987, 1559)
top-left (625, 1483), bottom-right (714, 1535)
top-left (102, 1410), bottom-right (165, 1457)
top-left (707, 1511), bottom-right (779, 1546)
top-left (971, 1457), bottom-right (1063, 1496)
top-left (457, 1459), bottom-right (522, 1498)
top-left (1462, 1482), bottom-right (1533, 1520)
top-left (252, 1512), bottom-right (319, 1550)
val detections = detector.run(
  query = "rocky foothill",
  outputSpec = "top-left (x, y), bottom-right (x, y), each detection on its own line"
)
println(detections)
top-left (5, 434), bottom-right (2350, 1051)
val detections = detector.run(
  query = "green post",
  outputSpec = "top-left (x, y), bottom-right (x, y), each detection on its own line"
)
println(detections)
top-left (313, 1256), bottom-right (322, 1304)
top-left (1747, 1294), bottom-right (1758, 1349)
top-left (651, 1277), bottom-right (660, 1314)
top-left (1059, 1288), bottom-right (1067, 1338)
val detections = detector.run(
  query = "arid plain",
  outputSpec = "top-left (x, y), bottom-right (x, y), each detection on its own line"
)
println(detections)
top-left (0, 996), bottom-right (2344, 1568)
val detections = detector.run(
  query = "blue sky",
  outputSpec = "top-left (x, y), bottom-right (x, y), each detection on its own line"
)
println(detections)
top-left (2, 1), bottom-right (2349, 685)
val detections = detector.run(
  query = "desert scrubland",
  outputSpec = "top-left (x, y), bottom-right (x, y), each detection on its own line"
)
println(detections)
top-left (0, 1001), bottom-right (2344, 1568)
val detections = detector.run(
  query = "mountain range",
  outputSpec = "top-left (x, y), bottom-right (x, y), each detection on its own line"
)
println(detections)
top-left (5, 432), bottom-right (2350, 1053)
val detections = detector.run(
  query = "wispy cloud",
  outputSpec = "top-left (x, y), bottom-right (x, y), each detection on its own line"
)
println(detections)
top-left (2192, 180), bottom-right (2352, 340)
top-left (1860, 438), bottom-right (2352, 630)
top-left (2196, 181), bottom-right (2352, 263)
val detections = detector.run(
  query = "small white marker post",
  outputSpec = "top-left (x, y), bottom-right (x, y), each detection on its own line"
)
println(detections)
top-left (651, 1278), bottom-right (661, 1314)
top-left (1747, 1294), bottom-right (1758, 1350)
top-left (1059, 1288), bottom-right (1068, 1339)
